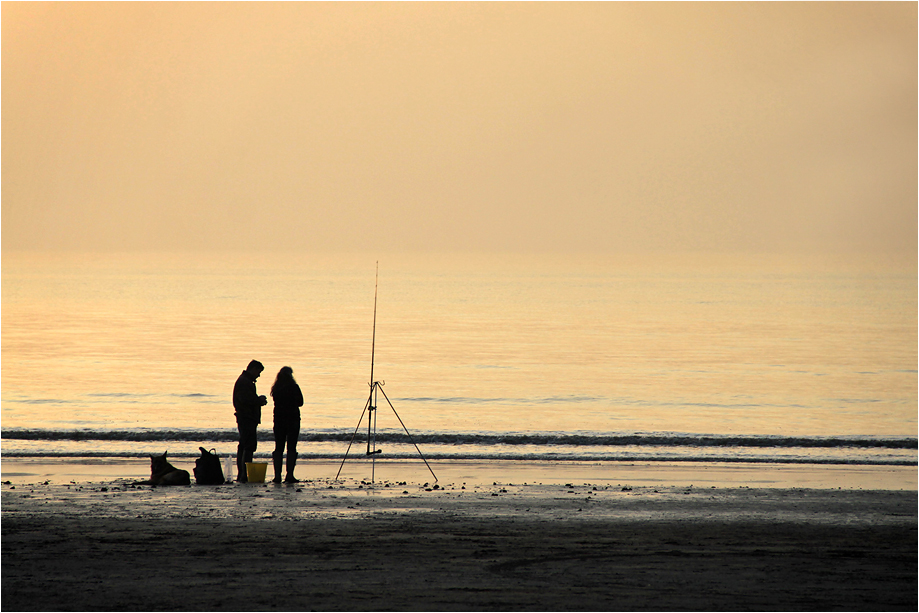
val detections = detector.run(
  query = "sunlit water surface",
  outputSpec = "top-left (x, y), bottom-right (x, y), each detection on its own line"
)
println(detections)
top-left (2, 251), bottom-right (915, 465)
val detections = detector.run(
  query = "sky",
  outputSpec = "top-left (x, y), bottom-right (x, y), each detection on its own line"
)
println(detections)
top-left (2, 2), bottom-right (916, 255)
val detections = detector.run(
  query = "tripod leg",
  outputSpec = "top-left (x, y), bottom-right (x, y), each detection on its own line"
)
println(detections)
top-left (377, 386), bottom-right (438, 482)
top-left (335, 392), bottom-right (373, 481)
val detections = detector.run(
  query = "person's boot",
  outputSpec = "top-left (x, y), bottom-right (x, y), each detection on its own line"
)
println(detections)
top-left (236, 455), bottom-right (247, 483)
top-left (272, 452), bottom-right (283, 484)
top-left (284, 452), bottom-right (299, 483)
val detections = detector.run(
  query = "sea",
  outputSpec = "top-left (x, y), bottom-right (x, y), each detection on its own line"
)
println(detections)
top-left (2, 251), bottom-right (916, 469)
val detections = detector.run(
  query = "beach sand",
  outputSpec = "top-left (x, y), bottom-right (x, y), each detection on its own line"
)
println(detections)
top-left (2, 460), bottom-right (916, 611)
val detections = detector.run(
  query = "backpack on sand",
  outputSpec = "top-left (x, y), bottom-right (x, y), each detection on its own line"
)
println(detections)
top-left (193, 447), bottom-right (225, 485)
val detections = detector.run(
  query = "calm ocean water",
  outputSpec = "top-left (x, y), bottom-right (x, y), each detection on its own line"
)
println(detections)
top-left (2, 251), bottom-right (916, 466)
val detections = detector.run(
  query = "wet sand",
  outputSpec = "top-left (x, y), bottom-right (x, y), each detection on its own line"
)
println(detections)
top-left (2, 461), bottom-right (916, 611)
top-left (3, 457), bottom-right (917, 490)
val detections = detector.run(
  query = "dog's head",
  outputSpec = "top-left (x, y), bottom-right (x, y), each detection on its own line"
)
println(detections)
top-left (150, 451), bottom-right (170, 471)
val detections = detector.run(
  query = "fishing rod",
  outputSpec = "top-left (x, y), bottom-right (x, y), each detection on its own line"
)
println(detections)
top-left (335, 263), bottom-right (437, 483)
top-left (369, 261), bottom-right (378, 398)
top-left (366, 262), bottom-right (382, 477)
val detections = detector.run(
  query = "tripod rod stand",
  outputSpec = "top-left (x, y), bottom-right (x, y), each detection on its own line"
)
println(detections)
top-left (335, 380), bottom-right (438, 483)
top-left (336, 263), bottom-right (437, 484)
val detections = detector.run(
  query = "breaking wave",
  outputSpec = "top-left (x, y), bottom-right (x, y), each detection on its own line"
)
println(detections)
top-left (2, 428), bottom-right (916, 465)
top-left (2, 428), bottom-right (915, 449)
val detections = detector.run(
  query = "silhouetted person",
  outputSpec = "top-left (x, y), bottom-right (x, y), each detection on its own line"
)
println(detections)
top-left (233, 360), bottom-right (267, 482)
top-left (271, 366), bottom-right (304, 483)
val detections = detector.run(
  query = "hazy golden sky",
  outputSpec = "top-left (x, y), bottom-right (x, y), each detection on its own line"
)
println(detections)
top-left (3, 2), bottom-right (916, 253)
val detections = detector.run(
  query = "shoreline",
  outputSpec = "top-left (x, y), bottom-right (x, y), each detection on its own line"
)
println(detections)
top-left (2, 456), bottom-right (916, 490)
top-left (3, 472), bottom-right (916, 611)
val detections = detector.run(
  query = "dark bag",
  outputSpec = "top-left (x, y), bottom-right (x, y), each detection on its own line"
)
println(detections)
top-left (193, 447), bottom-right (225, 485)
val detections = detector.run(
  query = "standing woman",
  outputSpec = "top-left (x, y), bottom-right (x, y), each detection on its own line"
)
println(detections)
top-left (270, 366), bottom-right (304, 483)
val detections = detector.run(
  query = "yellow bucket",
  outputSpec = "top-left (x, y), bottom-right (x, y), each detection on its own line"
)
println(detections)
top-left (245, 462), bottom-right (268, 483)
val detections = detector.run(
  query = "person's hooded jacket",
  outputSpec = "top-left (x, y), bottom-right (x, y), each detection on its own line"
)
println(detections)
top-left (272, 379), bottom-right (304, 423)
top-left (233, 370), bottom-right (263, 424)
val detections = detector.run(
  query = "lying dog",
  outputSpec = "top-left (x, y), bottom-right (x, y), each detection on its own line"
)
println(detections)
top-left (134, 451), bottom-right (191, 486)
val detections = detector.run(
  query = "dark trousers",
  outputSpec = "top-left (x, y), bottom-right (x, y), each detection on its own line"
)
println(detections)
top-left (236, 418), bottom-right (258, 482)
top-left (273, 417), bottom-right (300, 477)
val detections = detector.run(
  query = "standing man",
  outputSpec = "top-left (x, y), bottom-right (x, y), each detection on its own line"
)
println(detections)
top-left (233, 360), bottom-right (268, 482)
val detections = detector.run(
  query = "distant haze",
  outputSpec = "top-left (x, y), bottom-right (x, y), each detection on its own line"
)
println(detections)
top-left (3, 3), bottom-right (916, 254)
